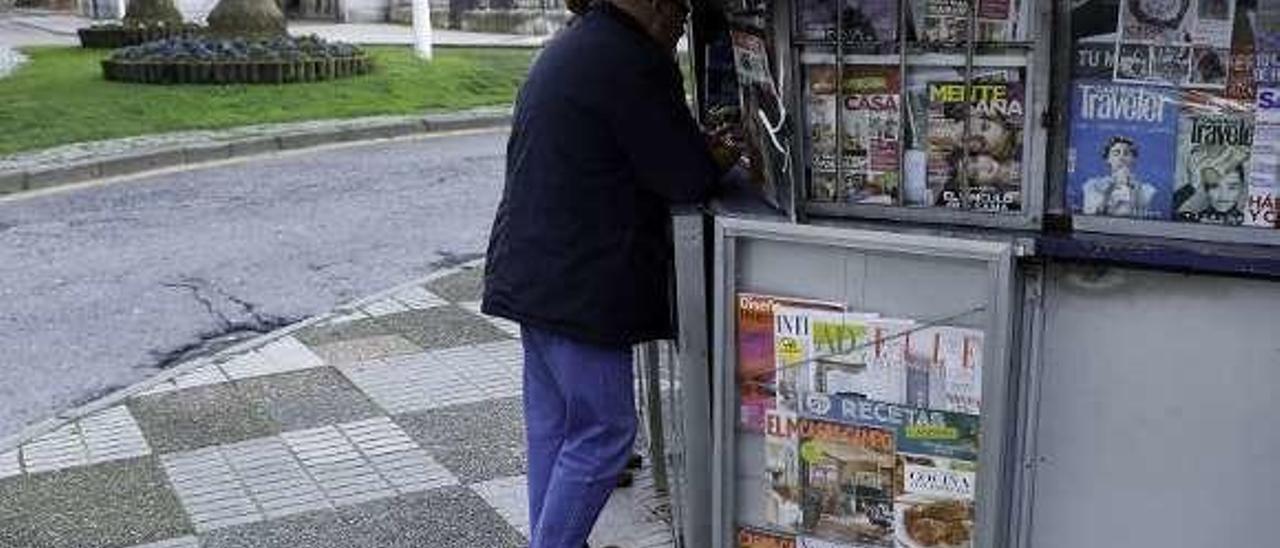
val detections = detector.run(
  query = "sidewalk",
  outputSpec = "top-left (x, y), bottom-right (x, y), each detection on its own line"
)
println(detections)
top-left (0, 261), bottom-right (674, 548)
top-left (0, 10), bottom-right (547, 48)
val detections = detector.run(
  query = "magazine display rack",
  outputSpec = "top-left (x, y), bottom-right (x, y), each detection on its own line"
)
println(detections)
top-left (667, 1), bottom-right (1280, 547)
top-left (1060, 0), bottom-right (1280, 245)
top-left (707, 218), bottom-right (1022, 547)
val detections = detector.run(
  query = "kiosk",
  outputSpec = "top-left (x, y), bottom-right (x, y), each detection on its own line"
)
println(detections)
top-left (657, 1), bottom-right (1280, 547)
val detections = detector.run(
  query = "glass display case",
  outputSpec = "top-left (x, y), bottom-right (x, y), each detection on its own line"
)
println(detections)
top-left (1061, 0), bottom-right (1280, 244)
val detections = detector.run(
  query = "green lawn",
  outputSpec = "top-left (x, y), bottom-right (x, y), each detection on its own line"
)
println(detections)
top-left (0, 46), bottom-right (535, 156)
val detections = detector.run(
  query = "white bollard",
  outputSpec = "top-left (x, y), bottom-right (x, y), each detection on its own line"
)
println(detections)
top-left (412, 0), bottom-right (434, 60)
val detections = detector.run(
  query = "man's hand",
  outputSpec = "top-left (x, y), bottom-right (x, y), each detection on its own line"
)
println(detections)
top-left (705, 124), bottom-right (743, 174)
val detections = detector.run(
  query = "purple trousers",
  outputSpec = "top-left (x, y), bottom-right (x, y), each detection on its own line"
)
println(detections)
top-left (520, 325), bottom-right (637, 548)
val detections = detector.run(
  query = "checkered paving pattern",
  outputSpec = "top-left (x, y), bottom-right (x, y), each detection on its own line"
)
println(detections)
top-left (141, 336), bottom-right (325, 396)
top-left (339, 341), bottom-right (522, 414)
top-left (0, 449), bottom-right (21, 479)
top-left (126, 537), bottom-right (200, 548)
top-left (4, 265), bottom-right (676, 548)
top-left (19, 406), bottom-right (150, 474)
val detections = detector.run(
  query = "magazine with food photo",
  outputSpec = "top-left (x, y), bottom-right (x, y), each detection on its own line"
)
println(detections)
top-left (840, 66), bottom-right (903, 204)
top-left (766, 409), bottom-right (805, 531)
top-left (740, 526), bottom-right (799, 547)
top-left (1067, 80), bottom-right (1180, 219)
top-left (740, 294), bottom-right (845, 433)
top-left (799, 393), bottom-right (981, 463)
top-left (1172, 95), bottom-right (1254, 225)
top-left (798, 418), bottom-right (896, 546)
top-left (926, 81), bottom-right (1025, 212)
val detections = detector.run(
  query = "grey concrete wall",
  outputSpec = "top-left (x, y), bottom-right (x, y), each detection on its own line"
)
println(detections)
top-left (342, 0), bottom-right (388, 23)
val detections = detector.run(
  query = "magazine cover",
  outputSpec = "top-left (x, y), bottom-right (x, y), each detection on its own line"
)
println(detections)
top-left (741, 527), bottom-right (799, 548)
top-left (841, 66), bottom-right (903, 204)
top-left (807, 64), bottom-right (841, 202)
top-left (1172, 97), bottom-right (1254, 225)
top-left (799, 393), bottom-right (981, 463)
top-left (1260, 1), bottom-right (1280, 53)
top-left (823, 318), bottom-right (914, 404)
top-left (740, 294), bottom-right (844, 433)
top-left (904, 326), bottom-right (984, 415)
top-left (776, 305), bottom-right (819, 414)
top-left (798, 0), bottom-right (899, 47)
top-left (912, 0), bottom-right (1016, 44)
top-left (797, 394), bottom-right (979, 547)
top-left (766, 409), bottom-right (805, 531)
top-left (1114, 0), bottom-right (1236, 88)
top-left (1067, 80), bottom-right (1180, 219)
top-left (798, 418), bottom-right (896, 546)
top-left (1248, 87), bottom-right (1280, 228)
top-left (1073, 40), bottom-right (1119, 80)
top-left (902, 67), bottom-right (1019, 207)
top-left (926, 81), bottom-right (1025, 212)
top-left (731, 26), bottom-right (791, 211)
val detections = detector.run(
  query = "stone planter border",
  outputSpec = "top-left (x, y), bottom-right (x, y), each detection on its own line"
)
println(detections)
top-left (100, 55), bottom-right (373, 85)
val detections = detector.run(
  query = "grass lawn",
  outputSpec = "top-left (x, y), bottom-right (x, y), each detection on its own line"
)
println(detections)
top-left (0, 46), bottom-right (535, 156)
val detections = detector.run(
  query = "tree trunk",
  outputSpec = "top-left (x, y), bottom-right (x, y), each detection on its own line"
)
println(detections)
top-left (123, 0), bottom-right (184, 26)
top-left (206, 0), bottom-right (288, 37)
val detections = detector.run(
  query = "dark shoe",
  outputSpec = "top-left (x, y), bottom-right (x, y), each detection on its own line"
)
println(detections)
top-left (616, 470), bottom-right (634, 488)
top-left (626, 453), bottom-right (643, 470)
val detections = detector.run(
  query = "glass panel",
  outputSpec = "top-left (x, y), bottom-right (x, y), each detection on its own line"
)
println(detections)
top-left (793, 0), bottom-right (1036, 216)
top-left (1066, 0), bottom-right (1279, 231)
top-left (732, 283), bottom-right (988, 546)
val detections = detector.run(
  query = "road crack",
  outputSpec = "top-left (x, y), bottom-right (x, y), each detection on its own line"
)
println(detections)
top-left (150, 276), bottom-right (303, 370)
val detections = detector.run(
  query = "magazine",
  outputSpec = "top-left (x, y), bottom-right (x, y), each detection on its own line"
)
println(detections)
top-left (797, 0), bottom-right (899, 48)
top-left (926, 81), bottom-right (1025, 212)
top-left (823, 318), bottom-right (914, 405)
top-left (902, 67), bottom-right (1020, 207)
top-left (1248, 88), bottom-right (1280, 228)
top-left (1114, 0), bottom-right (1236, 89)
top-left (1172, 95), bottom-right (1254, 225)
top-left (740, 293), bottom-right (844, 433)
top-left (731, 26), bottom-right (791, 210)
top-left (840, 66), bottom-right (903, 204)
top-left (807, 64), bottom-right (841, 202)
top-left (798, 394), bottom-right (979, 548)
top-left (740, 527), bottom-right (798, 547)
top-left (797, 418), bottom-right (896, 546)
top-left (905, 325), bottom-right (984, 415)
top-left (766, 408), bottom-right (804, 531)
top-left (912, 0), bottom-right (1016, 44)
top-left (1067, 80), bottom-right (1180, 219)
top-left (1073, 40), bottom-right (1119, 80)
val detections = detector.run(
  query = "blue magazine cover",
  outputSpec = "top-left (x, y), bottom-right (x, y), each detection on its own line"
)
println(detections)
top-left (1067, 80), bottom-right (1179, 220)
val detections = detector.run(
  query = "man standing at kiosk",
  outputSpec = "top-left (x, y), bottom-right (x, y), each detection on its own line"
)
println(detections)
top-left (481, 0), bottom-right (728, 546)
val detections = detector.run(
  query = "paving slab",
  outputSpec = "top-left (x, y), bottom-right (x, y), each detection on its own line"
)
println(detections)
top-left (375, 304), bottom-right (512, 349)
top-left (128, 382), bottom-right (280, 453)
top-left (424, 264), bottom-right (485, 303)
top-left (199, 487), bottom-right (525, 548)
top-left (234, 368), bottom-right (383, 432)
top-left (305, 334), bottom-right (422, 367)
top-left (395, 396), bottom-right (526, 484)
top-left (0, 456), bottom-right (193, 548)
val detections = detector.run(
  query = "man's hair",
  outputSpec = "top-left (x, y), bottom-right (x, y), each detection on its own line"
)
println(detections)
top-left (566, 0), bottom-right (593, 15)
top-left (1102, 136), bottom-right (1138, 159)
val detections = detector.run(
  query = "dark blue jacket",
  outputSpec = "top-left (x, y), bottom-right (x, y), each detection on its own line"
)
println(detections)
top-left (481, 3), bottom-right (718, 346)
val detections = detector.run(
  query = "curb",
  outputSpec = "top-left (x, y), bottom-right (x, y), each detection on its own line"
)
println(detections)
top-left (0, 258), bottom-right (488, 454)
top-left (0, 109), bottom-right (513, 197)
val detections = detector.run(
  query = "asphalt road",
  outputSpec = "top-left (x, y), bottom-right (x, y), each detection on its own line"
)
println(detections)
top-left (0, 129), bottom-right (509, 439)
